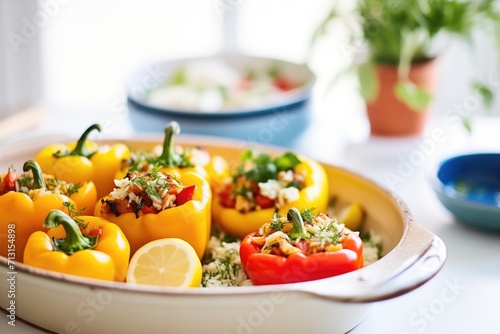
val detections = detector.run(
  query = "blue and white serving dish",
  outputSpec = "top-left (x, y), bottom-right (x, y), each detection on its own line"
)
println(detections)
top-left (431, 153), bottom-right (500, 231)
top-left (126, 55), bottom-right (315, 147)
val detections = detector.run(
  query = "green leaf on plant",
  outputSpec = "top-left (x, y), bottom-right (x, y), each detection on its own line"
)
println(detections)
top-left (462, 117), bottom-right (472, 134)
top-left (357, 62), bottom-right (378, 102)
top-left (395, 81), bottom-right (432, 111)
top-left (472, 81), bottom-right (494, 109)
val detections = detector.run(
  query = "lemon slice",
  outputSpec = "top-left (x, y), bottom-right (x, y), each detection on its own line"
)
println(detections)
top-left (337, 202), bottom-right (364, 231)
top-left (126, 238), bottom-right (202, 288)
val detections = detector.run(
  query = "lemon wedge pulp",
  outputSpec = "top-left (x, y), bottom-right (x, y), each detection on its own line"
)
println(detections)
top-left (126, 238), bottom-right (202, 288)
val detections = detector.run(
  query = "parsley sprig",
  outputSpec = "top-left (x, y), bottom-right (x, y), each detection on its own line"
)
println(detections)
top-left (63, 201), bottom-right (86, 229)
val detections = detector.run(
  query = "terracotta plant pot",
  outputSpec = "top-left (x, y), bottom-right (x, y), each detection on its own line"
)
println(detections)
top-left (366, 60), bottom-right (437, 137)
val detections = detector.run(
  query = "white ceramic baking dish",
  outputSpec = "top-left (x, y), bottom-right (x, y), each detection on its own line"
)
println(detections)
top-left (0, 134), bottom-right (446, 334)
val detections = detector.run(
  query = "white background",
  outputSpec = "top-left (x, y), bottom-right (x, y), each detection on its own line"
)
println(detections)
top-left (1, 1), bottom-right (500, 333)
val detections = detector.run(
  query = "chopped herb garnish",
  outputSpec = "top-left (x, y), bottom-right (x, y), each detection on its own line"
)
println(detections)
top-left (17, 175), bottom-right (32, 188)
top-left (47, 178), bottom-right (59, 188)
top-left (317, 220), bottom-right (341, 244)
top-left (66, 183), bottom-right (80, 196)
top-left (270, 216), bottom-right (285, 232)
top-left (131, 167), bottom-right (171, 200)
top-left (63, 201), bottom-right (86, 228)
top-left (300, 207), bottom-right (316, 224)
top-left (232, 185), bottom-right (253, 200)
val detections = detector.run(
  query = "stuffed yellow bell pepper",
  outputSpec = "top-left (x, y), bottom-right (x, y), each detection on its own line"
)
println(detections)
top-left (94, 167), bottom-right (211, 258)
top-left (0, 159), bottom-right (97, 215)
top-left (24, 209), bottom-right (130, 282)
top-left (119, 121), bottom-right (228, 191)
top-left (35, 123), bottom-right (130, 198)
top-left (0, 160), bottom-right (76, 261)
top-left (212, 149), bottom-right (329, 239)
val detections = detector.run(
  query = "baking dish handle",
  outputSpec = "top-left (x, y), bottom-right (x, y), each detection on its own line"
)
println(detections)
top-left (295, 223), bottom-right (447, 303)
top-left (352, 233), bottom-right (446, 302)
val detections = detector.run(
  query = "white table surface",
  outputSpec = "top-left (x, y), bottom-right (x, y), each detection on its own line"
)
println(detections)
top-left (1, 95), bottom-right (500, 334)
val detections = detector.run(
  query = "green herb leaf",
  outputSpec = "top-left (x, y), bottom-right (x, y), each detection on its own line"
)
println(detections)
top-left (62, 201), bottom-right (86, 227)
top-left (357, 62), bottom-right (378, 102)
top-left (245, 163), bottom-right (277, 184)
top-left (17, 175), bottom-right (32, 188)
top-left (270, 217), bottom-right (285, 232)
top-left (237, 150), bottom-right (301, 184)
top-left (66, 183), bottom-right (81, 196)
top-left (170, 66), bottom-right (186, 85)
top-left (473, 81), bottom-right (494, 109)
top-left (395, 81), bottom-right (432, 111)
top-left (462, 117), bottom-right (472, 134)
top-left (240, 149), bottom-right (256, 163)
top-left (267, 66), bottom-right (281, 78)
top-left (300, 208), bottom-right (316, 224)
top-left (274, 152), bottom-right (301, 172)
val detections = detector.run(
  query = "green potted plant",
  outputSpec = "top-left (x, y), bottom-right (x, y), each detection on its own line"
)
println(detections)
top-left (310, 0), bottom-right (500, 136)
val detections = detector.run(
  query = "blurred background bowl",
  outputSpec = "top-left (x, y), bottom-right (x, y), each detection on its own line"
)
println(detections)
top-left (127, 55), bottom-right (315, 147)
top-left (430, 153), bottom-right (500, 231)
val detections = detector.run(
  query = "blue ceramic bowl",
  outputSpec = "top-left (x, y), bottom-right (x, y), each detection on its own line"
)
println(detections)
top-left (431, 153), bottom-right (500, 231)
top-left (126, 55), bottom-right (315, 148)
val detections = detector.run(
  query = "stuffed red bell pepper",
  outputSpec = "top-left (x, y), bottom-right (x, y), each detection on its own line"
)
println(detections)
top-left (240, 207), bottom-right (364, 285)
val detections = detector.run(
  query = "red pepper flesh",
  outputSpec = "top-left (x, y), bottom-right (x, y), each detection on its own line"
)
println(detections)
top-left (254, 194), bottom-right (275, 209)
top-left (3, 169), bottom-right (17, 192)
top-left (175, 185), bottom-right (196, 206)
top-left (240, 231), bottom-right (364, 285)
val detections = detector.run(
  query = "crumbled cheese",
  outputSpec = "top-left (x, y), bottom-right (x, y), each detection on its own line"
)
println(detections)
top-left (258, 180), bottom-right (300, 207)
top-left (279, 170), bottom-right (294, 182)
top-left (278, 187), bottom-right (299, 205)
top-left (186, 147), bottom-right (210, 167)
top-left (258, 180), bottom-right (281, 199)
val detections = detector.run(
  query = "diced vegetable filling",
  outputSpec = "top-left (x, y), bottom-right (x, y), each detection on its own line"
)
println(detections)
top-left (218, 150), bottom-right (305, 212)
top-left (252, 209), bottom-right (353, 257)
top-left (101, 169), bottom-right (195, 217)
top-left (0, 168), bottom-right (80, 200)
top-left (121, 145), bottom-right (209, 172)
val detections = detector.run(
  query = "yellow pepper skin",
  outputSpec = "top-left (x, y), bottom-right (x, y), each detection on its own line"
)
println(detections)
top-left (212, 155), bottom-right (329, 239)
top-left (35, 124), bottom-right (130, 199)
top-left (67, 181), bottom-right (97, 216)
top-left (94, 170), bottom-right (211, 259)
top-left (0, 161), bottom-right (76, 262)
top-left (202, 155), bottom-right (230, 192)
top-left (24, 210), bottom-right (130, 282)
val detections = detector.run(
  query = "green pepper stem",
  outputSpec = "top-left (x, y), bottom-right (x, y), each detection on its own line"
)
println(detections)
top-left (23, 160), bottom-right (46, 190)
top-left (58, 123), bottom-right (101, 158)
top-left (158, 121), bottom-right (183, 166)
top-left (287, 207), bottom-right (309, 240)
top-left (43, 209), bottom-right (97, 255)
